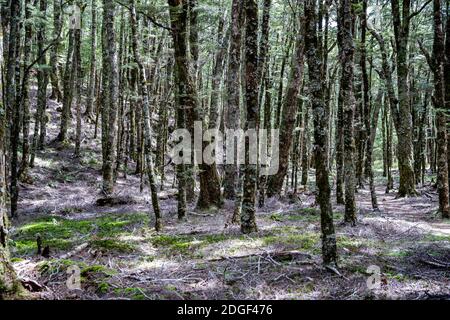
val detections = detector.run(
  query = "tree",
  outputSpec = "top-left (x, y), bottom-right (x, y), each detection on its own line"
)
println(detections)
top-left (389, 0), bottom-right (426, 197)
top-left (49, 0), bottom-right (62, 102)
top-left (304, 0), bottom-right (337, 266)
top-left (168, 0), bottom-right (199, 218)
top-left (7, 0), bottom-right (21, 217)
top-left (129, 0), bottom-right (163, 230)
top-left (266, 5), bottom-right (305, 198)
top-left (0, 54), bottom-right (21, 299)
top-left (240, 0), bottom-right (259, 234)
top-left (101, 0), bottom-right (119, 195)
top-left (85, 0), bottom-right (97, 119)
top-left (223, 0), bottom-right (244, 200)
top-left (430, 0), bottom-right (449, 217)
top-left (338, 0), bottom-right (357, 225)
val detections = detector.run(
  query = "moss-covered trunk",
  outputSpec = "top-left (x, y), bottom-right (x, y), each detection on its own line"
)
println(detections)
top-left (305, 0), bottom-right (337, 266)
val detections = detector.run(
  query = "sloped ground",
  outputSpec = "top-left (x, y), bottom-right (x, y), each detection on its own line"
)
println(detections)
top-left (8, 91), bottom-right (450, 300)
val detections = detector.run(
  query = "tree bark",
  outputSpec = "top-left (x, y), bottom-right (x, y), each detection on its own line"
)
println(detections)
top-left (223, 0), bottom-right (244, 200)
top-left (431, 0), bottom-right (449, 218)
top-left (240, 0), bottom-right (259, 234)
top-left (338, 0), bottom-right (357, 225)
top-left (130, 0), bottom-right (163, 230)
top-left (390, 0), bottom-right (417, 197)
top-left (266, 16), bottom-right (305, 197)
top-left (101, 0), bottom-right (119, 194)
top-left (305, 0), bottom-right (337, 266)
top-left (85, 0), bottom-right (97, 119)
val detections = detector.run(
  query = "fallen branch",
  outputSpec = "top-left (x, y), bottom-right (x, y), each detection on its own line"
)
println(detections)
top-left (59, 243), bottom-right (89, 260)
top-left (208, 250), bottom-right (312, 263)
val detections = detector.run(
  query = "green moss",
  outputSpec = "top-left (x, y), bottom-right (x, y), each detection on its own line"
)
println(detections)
top-left (263, 231), bottom-right (319, 252)
top-left (11, 213), bottom-right (148, 256)
top-left (96, 281), bottom-right (110, 294)
top-left (338, 236), bottom-right (373, 251)
top-left (90, 238), bottom-right (136, 253)
top-left (385, 249), bottom-right (411, 258)
top-left (38, 258), bottom-right (85, 275)
top-left (385, 272), bottom-right (408, 282)
top-left (150, 233), bottom-right (242, 257)
top-left (81, 265), bottom-right (116, 277)
top-left (114, 287), bottom-right (147, 300)
top-left (424, 234), bottom-right (450, 242)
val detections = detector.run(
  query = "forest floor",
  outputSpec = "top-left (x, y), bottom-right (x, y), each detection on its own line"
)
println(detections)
top-left (8, 90), bottom-right (450, 300)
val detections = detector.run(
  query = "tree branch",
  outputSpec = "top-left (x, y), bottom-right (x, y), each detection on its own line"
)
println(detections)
top-left (408, 0), bottom-right (432, 22)
top-left (417, 39), bottom-right (433, 69)
top-left (114, 0), bottom-right (172, 31)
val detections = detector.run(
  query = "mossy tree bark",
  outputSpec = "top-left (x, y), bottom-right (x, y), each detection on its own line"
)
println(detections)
top-left (431, 0), bottom-right (449, 218)
top-left (266, 14), bottom-right (305, 198)
top-left (49, 0), bottom-right (62, 102)
top-left (338, 0), bottom-right (357, 225)
top-left (7, 0), bottom-right (21, 218)
top-left (85, 0), bottom-right (96, 119)
top-left (390, 0), bottom-right (418, 197)
top-left (0, 57), bottom-right (21, 299)
top-left (240, 0), bottom-right (259, 234)
top-left (101, 0), bottom-right (119, 195)
top-left (130, 0), bottom-right (163, 230)
top-left (223, 0), bottom-right (244, 200)
top-left (168, 0), bottom-right (199, 218)
top-left (305, 0), bottom-right (337, 267)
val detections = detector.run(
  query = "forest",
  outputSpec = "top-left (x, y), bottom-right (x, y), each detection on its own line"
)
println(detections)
top-left (0, 0), bottom-right (449, 301)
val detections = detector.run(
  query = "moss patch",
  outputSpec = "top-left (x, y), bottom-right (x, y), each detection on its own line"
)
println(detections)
top-left (11, 213), bottom-right (148, 256)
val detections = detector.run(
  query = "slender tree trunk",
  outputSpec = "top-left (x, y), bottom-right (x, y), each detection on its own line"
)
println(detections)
top-left (338, 0), bottom-right (357, 225)
top-left (18, 0), bottom-right (33, 181)
top-left (390, 0), bottom-right (417, 197)
top-left (85, 0), bottom-right (96, 119)
top-left (58, 27), bottom-right (74, 143)
top-left (266, 17), bottom-right (305, 197)
top-left (0, 73), bottom-right (21, 297)
top-left (431, 0), bottom-right (449, 218)
top-left (49, 0), bottom-right (62, 102)
top-left (305, 0), bottom-right (337, 267)
top-left (223, 0), bottom-right (244, 200)
top-left (240, 0), bottom-right (258, 234)
top-left (168, 0), bottom-right (199, 218)
top-left (130, 0), bottom-right (162, 230)
top-left (367, 91), bottom-right (382, 210)
top-left (74, 14), bottom-right (82, 156)
top-left (101, 0), bottom-right (119, 194)
top-left (7, 0), bottom-right (21, 217)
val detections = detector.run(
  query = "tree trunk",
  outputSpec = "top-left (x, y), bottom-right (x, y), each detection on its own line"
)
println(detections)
top-left (49, 0), bottom-right (62, 102)
top-left (0, 84), bottom-right (21, 298)
top-left (7, 0), bottom-right (21, 218)
top-left (74, 14), bottom-right (82, 156)
top-left (168, 0), bottom-right (199, 218)
top-left (130, 0), bottom-right (162, 230)
top-left (305, 0), bottom-right (337, 267)
top-left (18, 0), bottom-right (33, 180)
top-left (85, 0), bottom-right (96, 119)
top-left (223, 0), bottom-right (244, 200)
top-left (266, 14), bottom-right (305, 198)
top-left (431, 0), bottom-right (449, 218)
top-left (338, 0), bottom-right (357, 225)
top-left (390, 0), bottom-right (417, 197)
top-left (240, 0), bottom-right (258, 234)
top-left (58, 27), bottom-right (74, 143)
top-left (101, 0), bottom-right (119, 194)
